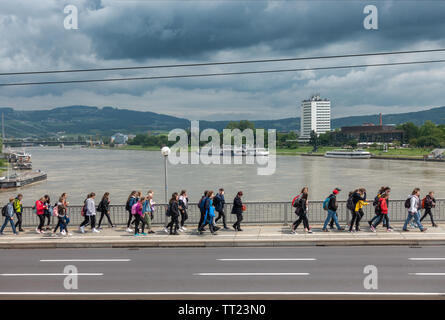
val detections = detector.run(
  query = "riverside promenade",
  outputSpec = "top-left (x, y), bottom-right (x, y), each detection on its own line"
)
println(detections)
top-left (1, 223), bottom-right (445, 249)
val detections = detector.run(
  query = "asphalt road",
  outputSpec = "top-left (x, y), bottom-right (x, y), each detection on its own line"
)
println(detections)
top-left (1, 246), bottom-right (445, 299)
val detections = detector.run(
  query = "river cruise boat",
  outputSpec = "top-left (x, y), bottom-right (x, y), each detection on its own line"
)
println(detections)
top-left (0, 170), bottom-right (47, 189)
top-left (324, 149), bottom-right (371, 159)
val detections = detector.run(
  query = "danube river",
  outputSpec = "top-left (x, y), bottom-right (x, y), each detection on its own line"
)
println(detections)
top-left (1, 147), bottom-right (444, 205)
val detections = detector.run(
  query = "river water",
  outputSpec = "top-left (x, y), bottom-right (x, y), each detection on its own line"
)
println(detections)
top-left (1, 147), bottom-right (444, 206)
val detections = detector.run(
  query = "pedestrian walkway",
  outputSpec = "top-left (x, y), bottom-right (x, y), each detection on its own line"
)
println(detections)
top-left (0, 223), bottom-right (444, 249)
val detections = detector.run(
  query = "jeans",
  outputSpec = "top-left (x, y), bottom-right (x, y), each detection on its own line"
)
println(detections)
top-left (373, 214), bottom-right (391, 229)
top-left (323, 210), bottom-right (341, 230)
top-left (1, 216), bottom-right (17, 234)
top-left (403, 210), bottom-right (424, 231)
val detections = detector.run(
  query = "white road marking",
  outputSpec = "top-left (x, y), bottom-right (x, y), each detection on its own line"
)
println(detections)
top-left (409, 258), bottom-right (445, 261)
top-left (409, 273), bottom-right (445, 276)
top-left (217, 258), bottom-right (316, 261)
top-left (194, 273), bottom-right (310, 276)
top-left (1, 273), bottom-right (103, 276)
top-left (40, 259), bottom-right (131, 262)
top-left (0, 291), bottom-right (443, 296)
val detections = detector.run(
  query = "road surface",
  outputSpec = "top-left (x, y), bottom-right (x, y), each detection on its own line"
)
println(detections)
top-left (1, 246), bottom-right (445, 299)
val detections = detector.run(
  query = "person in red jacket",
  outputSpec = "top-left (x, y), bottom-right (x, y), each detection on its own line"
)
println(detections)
top-left (370, 193), bottom-right (393, 232)
top-left (35, 196), bottom-right (48, 234)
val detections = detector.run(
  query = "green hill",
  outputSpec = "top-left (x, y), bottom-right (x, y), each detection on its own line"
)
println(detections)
top-left (1, 105), bottom-right (445, 138)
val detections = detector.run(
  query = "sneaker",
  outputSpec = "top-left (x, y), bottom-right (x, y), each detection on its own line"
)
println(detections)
top-left (370, 225), bottom-right (376, 233)
top-left (140, 232), bottom-right (148, 236)
top-left (149, 230), bottom-right (155, 234)
top-left (290, 230), bottom-right (296, 234)
top-left (337, 227), bottom-right (345, 231)
top-left (322, 228), bottom-right (329, 232)
top-left (433, 224), bottom-right (438, 228)
top-left (134, 233), bottom-right (140, 237)
top-left (19, 228), bottom-right (25, 232)
top-left (67, 233), bottom-right (73, 236)
top-left (36, 228), bottom-right (40, 234)
top-left (237, 228), bottom-right (243, 232)
top-left (421, 228), bottom-right (428, 232)
top-left (61, 230), bottom-right (66, 236)
top-left (126, 228), bottom-right (133, 233)
top-left (308, 229), bottom-right (313, 234)
top-left (163, 227), bottom-right (169, 234)
top-left (182, 226), bottom-right (187, 231)
top-left (402, 229), bottom-right (409, 232)
top-left (92, 228), bottom-right (100, 233)
top-left (178, 227), bottom-right (184, 232)
top-left (387, 228), bottom-right (394, 232)
top-left (79, 226), bottom-right (85, 234)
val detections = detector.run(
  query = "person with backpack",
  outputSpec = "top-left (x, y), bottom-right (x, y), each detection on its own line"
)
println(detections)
top-left (322, 188), bottom-right (344, 232)
top-left (349, 188), bottom-right (368, 232)
top-left (328, 187), bottom-right (344, 229)
top-left (53, 193), bottom-right (70, 235)
top-left (368, 187), bottom-right (390, 228)
top-left (214, 188), bottom-right (228, 230)
top-left (125, 191), bottom-right (138, 233)
top-left (420, 191), bottom-right (437, 227)
top-left (178, 190), bottom-right (189, 232)
top-left (43, 194), bottom-right (53, 231)
top-left (291, 188), bottom-right (312, 234)
top-left (79, 193), bottom-right (100, 234)
top-left (232, 191), bottom-right (245, 231)
top-left (97, 192), bottom-right (115, 229)
top-left (370, 193), bottom-right (393, 232)
top-left (35, 196), bottom-right (48, 234)
top-left (403, 188), bottom-right (427, 232)
top-left (197, 190), bottom-right (209, 232)
top-left (13, 194), bottom-right (24, 232)
top-left (132, 196), bottom-right (145, 236)
top-left (142, 190), bottom-right (155, 234)
top-left (0, 197), bottom-right (18, 235)
top-left (199, 191), bottom-right (218, 234)
top-left (167, 192), bottom-right (180, 235)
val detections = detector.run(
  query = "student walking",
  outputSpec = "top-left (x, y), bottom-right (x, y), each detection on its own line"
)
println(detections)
top-left (125, 191), bottom-right (138, 233)
top-left (368, 187), bottom-right (391, 228)
top-left (232, 191), bottom-right (245, 231)
top-left (167, 192), bottom-right (180, 235)
top-left (132, 196), bottom-right (144, 236)
top-left (322, 188), bottom-right (344, 232)
top-left (214, 188), bottom-right (228, 229)
top-left (403, 188), bottom-right (427, 232)
top-left (0, 197), bottom-right (18, 235)
top-left (200, 191), bottom-right (218, 234)
top-left (53, 193), bottom-right (70, 235)
top-left (420, 191), bottom-right (437, 227)
top-left (142, 190), bottom-right (155, 234)
top-left (13, 194), bottom-right (24, 232)
top-left (178, 190), bottom-right (189, 232)
top-left (197, 190), bottom-right (208, 232)
top-left (370, 193), bottom-right (393, 232)
top-left (97, 192), bottom-right (115, 229)
top-left (292, 187), bottom-right (312, 233)
top-left (79, 193), bottom-right (100, 233)
top-left (349, 188), bottom-right (368, 232)
top-left (43, 195), bottom-right (52, 231)
top-left (35, 196), bottom-right (48, 234)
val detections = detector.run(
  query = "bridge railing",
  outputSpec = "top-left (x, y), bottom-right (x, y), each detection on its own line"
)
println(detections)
top-left (16, 199), bottom-right (445, 228)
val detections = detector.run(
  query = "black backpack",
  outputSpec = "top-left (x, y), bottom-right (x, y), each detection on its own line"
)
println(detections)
top-left (125, 199), bottom-right (131, 211)
top-left (346, 196), bottom-right (355, 211)
top-left (165, 203), bottom-right (172, 217)
top-left (404, 197), bottom-right (411, 209)
top-left (372, 195), bottom-right (380, 207)
top-left (1, 205), bottom-right (7, 217)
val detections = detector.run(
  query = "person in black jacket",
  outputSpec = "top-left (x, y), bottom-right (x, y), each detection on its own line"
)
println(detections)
top-left (214, 188), bottom-right (228, 229)
top-left (322, 188), bottom-right (344, 232)
top-left (168, 192), bottom-right (180, 235)
top-left (231, 191), bottom-right (244, 231)
top-left (291, 190), bottom-right (311, 233)
top-left (197, 190), bottom-right (208, 231)
top-left (97, 192), bottom-right (115, 229)
top-left (349, 188), bottom-right (367, 232)
top-left (420, 191), bottom-right (437, 227)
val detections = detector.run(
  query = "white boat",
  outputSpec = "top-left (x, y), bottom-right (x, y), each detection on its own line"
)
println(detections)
top-left (245, 147), bottom-right (269, 156)
top-left (324, 149), bottom-right (371, 159)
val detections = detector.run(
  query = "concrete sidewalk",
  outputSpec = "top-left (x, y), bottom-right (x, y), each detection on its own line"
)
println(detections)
top-left (0, 223), bottom-right (444, 248)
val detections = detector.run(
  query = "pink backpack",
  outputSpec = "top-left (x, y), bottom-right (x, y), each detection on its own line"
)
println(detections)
top-left (131, 203), bottom-right (138, 215)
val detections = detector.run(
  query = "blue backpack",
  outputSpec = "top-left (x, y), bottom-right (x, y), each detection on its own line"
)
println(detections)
top-left (322, 196), bottom-right (331, 211)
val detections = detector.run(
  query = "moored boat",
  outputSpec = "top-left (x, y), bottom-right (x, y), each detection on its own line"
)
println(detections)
top-left (324, 149), bottom-right (371, 159)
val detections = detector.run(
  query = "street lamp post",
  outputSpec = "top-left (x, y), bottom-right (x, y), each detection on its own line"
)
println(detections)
top-left (161, 146), bottom-right (171, 205)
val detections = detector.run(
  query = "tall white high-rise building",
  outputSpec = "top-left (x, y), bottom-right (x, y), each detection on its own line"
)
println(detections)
top-left (298, 95), bottom-right (331, 142)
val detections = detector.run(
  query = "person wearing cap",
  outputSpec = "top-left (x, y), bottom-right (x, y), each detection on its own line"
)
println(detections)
top-left (0, 197), bottom-right (18, 235)
top-left (328, 188), bottom-right (342, 229)
top-left (322, 188), bottom-right (344, 232)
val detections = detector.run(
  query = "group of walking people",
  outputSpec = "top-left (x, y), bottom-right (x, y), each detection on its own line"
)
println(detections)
top-left (0, 186), bottom-right (438, 236)
top-left (290, 186), bottom-right (436, 234)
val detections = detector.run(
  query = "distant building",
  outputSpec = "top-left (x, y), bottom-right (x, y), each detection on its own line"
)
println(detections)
top-left (332, 124), bottom-right (403, 144)
top-left (110, 133), bottom-right (128, 145)
top-left (298, 95), bottom-right (331, 142)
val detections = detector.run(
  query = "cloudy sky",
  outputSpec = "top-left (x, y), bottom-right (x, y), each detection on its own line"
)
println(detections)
top-left (1, 0), bottom-right (445, 120)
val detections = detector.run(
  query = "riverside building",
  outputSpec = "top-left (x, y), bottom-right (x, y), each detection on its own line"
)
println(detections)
top-left (298, 95), bottom-right (331, 142)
